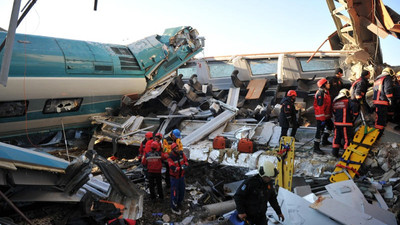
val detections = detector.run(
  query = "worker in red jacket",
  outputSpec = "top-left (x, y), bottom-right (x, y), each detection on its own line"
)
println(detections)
top-left (313, 78), bottom-right (333, 154)
top-left (332, 89), bottom-right (353, 158)
top-left (168, 143), bottom-right (188, 215)
top-left (373, 67), bottom-right (395, 139)
top-left (393, 71), bottom-right (400, 131)
top-left (137, 132), bottom-right (153, 161)
top-left (142, 142), bottom-right (168, 201)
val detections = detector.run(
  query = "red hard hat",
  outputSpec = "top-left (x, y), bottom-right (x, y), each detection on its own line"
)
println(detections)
top-left (317, 78), bottom-right (328, 88)
top-left (287, 90), bottom-right (297, 97)
top-left (145, 132), bottom-right (153, 139)
top-left (155, 133), bottom-right (163, 139)
top-left (151, 141), bottom-right (159, 150)
top-left (171, 143), bottom-right (178, 151)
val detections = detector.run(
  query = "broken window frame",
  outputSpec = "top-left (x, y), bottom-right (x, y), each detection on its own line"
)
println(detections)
top-left (0, 100), bottom-right (28, 118)
top-left (207, 60), bottom-right (235, 78)
top-left (43, 98), bottom-right (83, 114)
top-left (298, 57), bottom-right (340, 72)
top-left (247, 58), bottom-right (278, 76)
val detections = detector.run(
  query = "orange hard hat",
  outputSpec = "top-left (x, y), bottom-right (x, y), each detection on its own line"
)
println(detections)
top-left (287, 90), bottom-right (297, 97)
top-left (145, 132), bottom-right (153, 139)
top-left (317, 78), bottom-right (328, 88)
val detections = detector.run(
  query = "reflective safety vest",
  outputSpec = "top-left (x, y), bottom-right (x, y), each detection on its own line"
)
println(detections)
top-left (333, 97), bottom-right (353, 126)
top-left (373, 74), bottom-right (393, 105)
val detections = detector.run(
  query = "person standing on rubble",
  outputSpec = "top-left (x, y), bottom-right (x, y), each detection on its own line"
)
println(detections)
top-left (393, 71), bottom-right (400, 131)
top-left (234, 161), bottom-right (284, 225)
top-left (162, 129), bottom-right (183, 188)
top-left (313, 78), bottom-right (333, 155)
top-left (168, 143), bottom-right (188, 215)
top-left (153, 133), bottom-right (163, 152)
top-left (142, 142), bottom-right (168, 201)
top-left (137, 132), bottom-right (153, 162)
top-left (332, 89), bottom-right (353, 158)
top-left (373, 67), bottom-right (395, 139)
top-left (328, 68), bottom-right (345, 101)
top-left (350, 70), bottom-right (372, 120)
top-left (279, 90), bottom-right (298, 140)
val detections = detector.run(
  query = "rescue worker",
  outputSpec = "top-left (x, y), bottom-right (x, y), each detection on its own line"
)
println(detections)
top-left (328, 68), bottom-right (344, 101)
top-left (162, 129), bottom-right (183, 188)
top-left (279, 90), bottom-right (298, 140)
top-left (332, 89), bottom-right (353, 158)
top-left (350, 70), bottom-right (371, 119)
top-left (234, 161), bottom-right (284, 225)
top-left (168, 143), bottom-right (189, 215)
top-left (142, 142), bottom-right (168, 201)
top-left (153, 133), bottom-right (163, 152)
top-left (137, 131), bottom-right (153, 161)
top-left (373, 67), bottom-right (395, 139)
top-left (393, 71), bottom-right (400, 131)
top-left (313, 78), bottom-right (334, 155)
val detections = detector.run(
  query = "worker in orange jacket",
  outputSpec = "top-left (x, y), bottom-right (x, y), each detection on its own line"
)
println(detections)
top-left (168, 143), bottom-right (188, 215)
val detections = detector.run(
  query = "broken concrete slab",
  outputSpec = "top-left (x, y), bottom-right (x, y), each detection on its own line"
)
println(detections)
top-left (325, 180), bottom-right (397, 225)
top-left (274, 187), bottom-right (339, 225)
top-left (310, 197), bottom-right (386, 225)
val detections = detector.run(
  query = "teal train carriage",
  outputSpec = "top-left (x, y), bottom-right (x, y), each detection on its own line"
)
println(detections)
top-left (0, 26), bottom-right (203, 137)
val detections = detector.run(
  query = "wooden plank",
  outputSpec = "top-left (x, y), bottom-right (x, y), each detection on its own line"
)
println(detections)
top-left (245, 79), bottom-right (266, 100)
top-left (359, 16), bottom-right (389, 39)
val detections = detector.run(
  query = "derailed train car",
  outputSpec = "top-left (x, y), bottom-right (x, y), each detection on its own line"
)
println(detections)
top-left (0, 26), bottom-right (203, 138)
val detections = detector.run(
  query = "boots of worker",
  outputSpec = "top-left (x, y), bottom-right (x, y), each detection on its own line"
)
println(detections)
top-left (321, 133), bottom-right (332, 146)
top-left (331, 148), bottom-right (340, 158)
top-left (313, 142), bottom-right (324, 155)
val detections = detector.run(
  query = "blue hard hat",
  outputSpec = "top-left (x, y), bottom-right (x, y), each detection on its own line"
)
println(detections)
top-left (172, 129), bottom-right (181, 138)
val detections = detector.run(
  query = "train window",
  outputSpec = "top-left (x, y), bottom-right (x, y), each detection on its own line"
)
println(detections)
top-left (248, 59), bottom-right (278, 76)
top-left (0, 101), bottom-right (27, 118)
top-left (208, 61), bottom-right (234, 78)
top-left (298, 57), bottom-right (340, 72)
top-left (43, 98), bottom-right (83, 114)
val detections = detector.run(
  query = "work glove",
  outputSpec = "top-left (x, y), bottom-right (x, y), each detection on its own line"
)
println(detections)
top-left (388, 98), bottom-right (393, 106)
top-left (321, 121), bottom-right (325, 126)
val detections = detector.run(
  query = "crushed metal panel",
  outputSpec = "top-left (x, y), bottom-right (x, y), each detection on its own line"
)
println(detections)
top-left (325, 180), bottom-right (397, 225)
top-left (181, 110), bottom-right (235, 146)
top-left (9, 189), bottom-right (83, 202)
top-left (9, 169), bottom-right (59, 185)
top-left (274, 187), bottom-right (339, 225)
top-left (310, 197), bottom-right (386, 225)
top-left (0, 142), bottom-right (69, 172)
top-left (245, 79), bottom-right (267, 100)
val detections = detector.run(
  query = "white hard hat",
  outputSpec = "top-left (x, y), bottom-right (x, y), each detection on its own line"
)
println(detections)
top-left (258, 161), bottom-right (278, 177)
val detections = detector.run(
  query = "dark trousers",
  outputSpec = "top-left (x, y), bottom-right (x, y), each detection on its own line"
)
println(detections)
top-left (375, 105), bottom-right (388, 130)
top-left (280, 125), bottom-right (298, 139)
top-left (315, 119), bottom-right (333, 142)
top-left (333, 126), bottom-right (353, 149)
top-left (148, 172), bottom-right (163, 200)
top-left (163, 161), bottom-right (170, 187)
top-left (247, 213), bottom-right (268, 225)
top-left (170, 177), bottom-right (185, 210)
